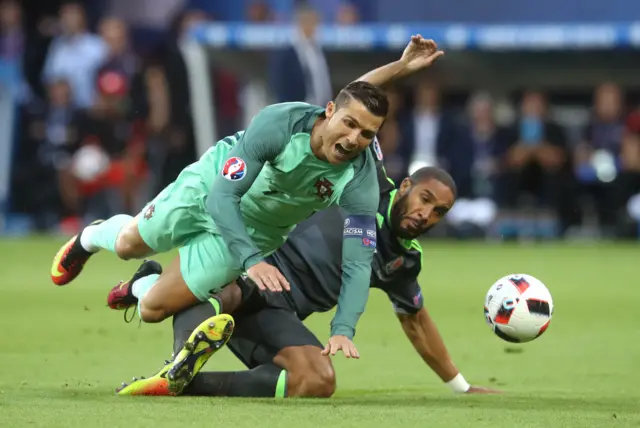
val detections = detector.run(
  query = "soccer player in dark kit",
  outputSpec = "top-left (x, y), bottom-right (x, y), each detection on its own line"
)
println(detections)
top-left (117, 140), bottom-right (499, 397)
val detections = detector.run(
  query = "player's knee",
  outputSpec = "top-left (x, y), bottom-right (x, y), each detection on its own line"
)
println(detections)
top-left (138, 299), bottom-right (169, 323)
top-left (308, 366), bottom-right (336, 398)
top-left (291, 363), bottom-right (336, 398)
top-left (114, 224), bottom-right (148, 260)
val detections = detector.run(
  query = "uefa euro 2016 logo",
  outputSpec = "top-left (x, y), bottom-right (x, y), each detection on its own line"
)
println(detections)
top-left (222, 157), bottom-right (246, 181)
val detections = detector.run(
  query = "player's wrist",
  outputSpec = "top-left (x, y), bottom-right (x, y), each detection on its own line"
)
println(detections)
top-left (243, 253), bottom-right (265, 272)
top-left (330, 324), bottom-right (354, 340)
top-left (446, 373), bottom-right (470, 393)
top-left (393, 59), bottom-right (412, 77)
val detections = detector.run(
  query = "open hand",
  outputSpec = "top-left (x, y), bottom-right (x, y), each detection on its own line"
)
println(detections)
top-left (321, 335), bottom-right (360, 359)
top-left (246, 261), bottom-right (290, 292)
top-left (400, 35), bottom-right (445, 73)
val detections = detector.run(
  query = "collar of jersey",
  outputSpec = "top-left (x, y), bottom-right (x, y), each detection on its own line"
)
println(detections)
top-left (303, 107), bottom-right (326, 133)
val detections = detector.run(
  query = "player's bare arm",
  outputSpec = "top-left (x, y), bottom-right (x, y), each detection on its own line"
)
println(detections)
top-left (397, 306), bottom-right (500, 394)
top-left (356, 35), bottom-right (444, 88)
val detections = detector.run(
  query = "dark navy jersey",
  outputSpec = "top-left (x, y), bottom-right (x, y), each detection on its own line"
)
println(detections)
top-left (269, 140), bottom-right (424, 319)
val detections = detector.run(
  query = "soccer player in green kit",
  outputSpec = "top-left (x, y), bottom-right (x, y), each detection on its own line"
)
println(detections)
top-left (50, 35), bottom-right (444, 365)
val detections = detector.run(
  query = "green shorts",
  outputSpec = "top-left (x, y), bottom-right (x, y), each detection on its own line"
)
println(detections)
top-left (137, 177), bottom-right (285, 302)
top-left (137, 178), bottom-right (213, 253)
top-left (178, 232), bottom-right (243, 301)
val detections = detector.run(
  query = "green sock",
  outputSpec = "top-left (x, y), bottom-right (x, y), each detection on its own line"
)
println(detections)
top-left (208, 297), bottom-right (221, 315)
top-left (80, 214), bottom-right (133, 253)
top-left (275, 369), bottom-right (287, 398)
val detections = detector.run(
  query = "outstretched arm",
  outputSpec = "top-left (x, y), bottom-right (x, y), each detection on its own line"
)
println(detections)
top-left (356, 35), bottom-right (444, 88)
top-left (385, 279), bottom-right (499, 393)
top-left (398, 306), bottom-right (500, 394)
top-left (322, 164), bottom-right (380, 358)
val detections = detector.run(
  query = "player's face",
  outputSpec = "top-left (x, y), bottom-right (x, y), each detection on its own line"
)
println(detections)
top-left (390, 178), bottom-right (455, 239)
top-left (322, 99), bottom-right (384, 164)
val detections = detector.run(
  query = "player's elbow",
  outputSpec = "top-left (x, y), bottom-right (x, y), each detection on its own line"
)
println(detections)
top-left (206, 192), bottom-right (234, 221)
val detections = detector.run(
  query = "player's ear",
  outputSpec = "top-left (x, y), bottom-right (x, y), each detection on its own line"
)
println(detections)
top-left (399, 177), bottom-right (412, 194)
top-left (325, 101), bottom-right (335, 118)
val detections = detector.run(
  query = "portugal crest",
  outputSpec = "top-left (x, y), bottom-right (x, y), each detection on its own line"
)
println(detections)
top-left (314, 178), bottom-right (334, 200)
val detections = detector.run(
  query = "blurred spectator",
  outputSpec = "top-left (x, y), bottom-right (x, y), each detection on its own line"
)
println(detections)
top-left (246, 1), bottom-right (273, 22)
top-left (240, 1), bottom-right (272, 128)
top-left (398, 78), bottom-right (455, 174)
top-left (72, 69), bottom-right (147, 223)
top-left (617, 112), bottom-right (640, 237)
top-left (574, 82), bottom-right (624, 232)
top-left (442, 92), bottom-right (508, 237)
top-left (0, 0), bottom-right (23, 60)
top-left (449, 92), bottom-right (507, 200)
top-left (97, 17), bottom-right (138, 81)
top-left (41, 1), bottom-right (107, 108)
top-left (497, 90), bottom-right (570, 237)
top-left (11, 78), bottom-right (83, 230)
top-left (158, 9), bottom-right (205, 188)
top-left (0, 0), bottom-right (50, 103)
top-left (336, 2), bottom-right (360, 25)
top-left (140, 62), bottom-right (172, 197)
top-left (376, 87), bottom-right (404, 182)
top-left (269, 3), bottom-right (331, 105)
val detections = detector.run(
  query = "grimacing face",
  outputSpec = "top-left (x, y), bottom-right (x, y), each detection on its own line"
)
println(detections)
top-left (320, 99), bottom-right (384, 164)
top-left (390, 178), bottom-right (455, 239)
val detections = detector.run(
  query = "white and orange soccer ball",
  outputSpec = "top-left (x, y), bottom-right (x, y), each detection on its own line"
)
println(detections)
top-left (484, 274), bottom-right (554, 343)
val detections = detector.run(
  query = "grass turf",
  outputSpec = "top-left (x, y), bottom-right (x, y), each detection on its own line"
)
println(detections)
top-left (1, 238), bottom-right (639, 427)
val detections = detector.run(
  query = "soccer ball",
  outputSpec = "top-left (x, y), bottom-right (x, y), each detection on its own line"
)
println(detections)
top-left (484, 274), bottom-right (553, 343)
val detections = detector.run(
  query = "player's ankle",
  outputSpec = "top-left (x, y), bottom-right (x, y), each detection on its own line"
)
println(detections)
top-left (79, 225), bottom-right (101, 253)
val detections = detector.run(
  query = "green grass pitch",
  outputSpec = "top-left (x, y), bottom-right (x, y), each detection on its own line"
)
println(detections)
top-left (1, 238), bottom-right (639, 428)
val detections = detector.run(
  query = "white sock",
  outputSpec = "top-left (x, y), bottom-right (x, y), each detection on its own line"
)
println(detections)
top-left (131, 274), bottom-right (160, 300)
top-left (79, 225), bottom-right (101, 253)
top-left (132, 279), bottom-right (142, 298)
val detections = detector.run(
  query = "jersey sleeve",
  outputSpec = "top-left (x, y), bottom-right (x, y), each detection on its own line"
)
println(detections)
top-left (206, 107), bottom-right (288, 271)
top-left (329, 159), bottom-right (380, 339)
top-left (385, 280), bottom-right (424, 315)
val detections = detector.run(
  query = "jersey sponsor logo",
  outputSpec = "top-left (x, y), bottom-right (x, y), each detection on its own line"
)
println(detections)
top-left (362, 237), bottom-right (376, 248)
top-left (373, 137), bottom-right (383, 160)
top-left (222, 157), bottom-right (246, 181)
top-left (314, 178), bottom-right (334, 200)
top-left (366, 229), bottom-right (376, 238)
top-left (344, 227), bottom-right (364, 236)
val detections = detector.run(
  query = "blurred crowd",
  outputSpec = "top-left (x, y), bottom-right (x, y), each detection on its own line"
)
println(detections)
top-left (379, 82), bottom-right (640, 240)
top-left (7, 1), bottom-right (207, 233)
top-left (4, 0), bottom-right (640, 240)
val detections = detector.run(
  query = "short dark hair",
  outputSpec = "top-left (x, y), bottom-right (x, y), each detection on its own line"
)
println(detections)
top-left (409, 167), bottom-right (457, 199)
top-left (335, 81), bottom-right (389, 118)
